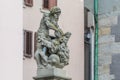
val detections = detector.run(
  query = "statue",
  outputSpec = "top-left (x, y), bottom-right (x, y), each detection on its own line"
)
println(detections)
top-left (48, 32), bottom-right (71, 68)
top-left (34, 6), bottom-right (71, 69)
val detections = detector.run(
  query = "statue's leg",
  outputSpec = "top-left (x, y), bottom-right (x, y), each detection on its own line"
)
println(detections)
top-left (40, 48), bottom-right (48, 67)
top-left (34, 48), bottom-right (49, 68)
top-left (34, 49), bottom-right (44, 68)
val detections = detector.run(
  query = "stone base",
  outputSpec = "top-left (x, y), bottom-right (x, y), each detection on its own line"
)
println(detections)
top-left (33, 68), bottom-right (71, 80)
top-left (33, 76), bottom-right (71, 80)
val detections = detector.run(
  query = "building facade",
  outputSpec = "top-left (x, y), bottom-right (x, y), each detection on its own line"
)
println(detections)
top-left (23, 0), bottom-right (84, 80)
top-left (23, 0), bottom-right (120, 80)
top-left (1, 0), bottom-right (120, 80)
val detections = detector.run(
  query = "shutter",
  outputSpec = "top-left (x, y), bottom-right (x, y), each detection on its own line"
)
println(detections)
top-left (43, 0), bottom-right (57, 10)
top-left (34, 32), bottom-right (37, 53)
top-left (26, 31), bottom-right (29, 55)
top-left (29, 32), bottom-right (32, 56)
top-left (49, 0), bottom-right (57, 9)
top-left (43, 0), bottom-right (49, 9)
top-left (24, 0), bottom-right (33, 7)
top-left (23, 30), bottom-right (32, 58)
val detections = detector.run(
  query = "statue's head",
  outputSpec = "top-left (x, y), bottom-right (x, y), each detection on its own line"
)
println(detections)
top-left (50, 6), bottom-right (61, 14)
top-left (50, 6), bottom-right (61, 21)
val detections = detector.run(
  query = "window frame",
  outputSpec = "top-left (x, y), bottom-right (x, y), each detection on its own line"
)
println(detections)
top-left (23, 30), bottom-right (33, 58)
top-left (24, 0), bottom-right (33, 7)
top-left (43, 0), bottom-right (49, 9)
top-left (43, 0), bottom-right (57, 10)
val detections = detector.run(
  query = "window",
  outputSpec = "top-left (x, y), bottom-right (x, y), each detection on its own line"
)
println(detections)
top-left (43, 0), bottom-right (57, 9)
top-left (24, 0), bottom-right (33, 7)
top-left (23, 30), bottom-right (33, 58)
top-left (43, 0), bottom-right (49, 9)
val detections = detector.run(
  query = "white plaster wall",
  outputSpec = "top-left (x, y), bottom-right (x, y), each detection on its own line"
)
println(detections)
top-left (23, 0), bottom-right (84, 80)
top-left (0, 0), bottom-right (23, 80)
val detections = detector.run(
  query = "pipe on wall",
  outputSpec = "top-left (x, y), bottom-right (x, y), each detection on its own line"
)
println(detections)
top-left (90, 27), bottom-right (95, 80)
top-left (94, 0), bottom-right (99, 80)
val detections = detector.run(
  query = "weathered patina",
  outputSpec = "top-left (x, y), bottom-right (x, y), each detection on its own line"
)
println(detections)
top-left (34, 6), bottom-right (71, 69)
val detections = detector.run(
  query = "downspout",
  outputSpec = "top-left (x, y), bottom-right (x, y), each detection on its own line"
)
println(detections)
top-left (90, 26), bottom-right (95, 80)
top-left (94, 0), bottom-right (99, 80)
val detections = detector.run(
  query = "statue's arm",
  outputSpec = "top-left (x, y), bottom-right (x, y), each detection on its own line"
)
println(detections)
top-left (45, 20), bottom-right (59, 31)
top-left (45, 19), bottom-right (64, 35)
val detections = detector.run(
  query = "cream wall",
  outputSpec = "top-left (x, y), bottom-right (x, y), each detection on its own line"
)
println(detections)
top-left (58, 0), bottom-right (84, 80)
top-left (23, 0), bottom-right (42, 32)
top-left (23, 0), bottom-right (84, 80)
top-left (0, 0), bottom-right (23, 80)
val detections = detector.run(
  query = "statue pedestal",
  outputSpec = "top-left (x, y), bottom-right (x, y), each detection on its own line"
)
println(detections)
top-left (33, 68), bottom-right (71, 80)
